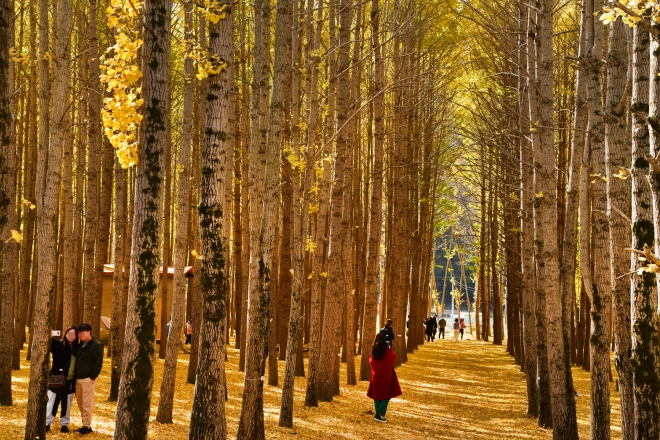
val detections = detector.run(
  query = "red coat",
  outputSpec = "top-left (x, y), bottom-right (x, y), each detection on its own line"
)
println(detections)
top-left (367, 348), bottom-right (402, 400)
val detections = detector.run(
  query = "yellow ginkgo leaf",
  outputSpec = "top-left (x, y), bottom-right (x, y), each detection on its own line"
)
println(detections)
top-left (535, 192), bottom-right (544, 198)
top-left (191, 249), bottom-right (204, 259)
top-left (6, 230), bottom-right (22, 243)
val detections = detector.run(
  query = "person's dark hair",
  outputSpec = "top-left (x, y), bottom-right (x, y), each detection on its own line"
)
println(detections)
top-left (454, 318), bottom-right (458, 322)
top-left (77, 323), bottom-right (92, 333)
top-left (372, 332), bottom-right (389, 361)
top-left (62, 326), bottom-right (79, 354)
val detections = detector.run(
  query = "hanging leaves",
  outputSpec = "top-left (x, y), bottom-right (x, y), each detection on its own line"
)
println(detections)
top-left (101, 0), bottom-right (144, 168)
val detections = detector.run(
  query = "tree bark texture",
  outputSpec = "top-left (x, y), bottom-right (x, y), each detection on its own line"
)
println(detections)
top-left (0, 0), bottom-right (16, 407)
top-left (113, 1), bottom-right (170, 437)
top-left (604, 17), bottom-right (634, 440)
top-left (156, 0), bottom-right (195, 422)
top-left (631, 24), bottom-right (660, 440)
top-left (536, 1), bottom-right (578, 436)
top-left (82, 0), bottom-right (102, 333)
top-left (23, 1), bottom-right (65, 436)
top-left (188, 4), bottom-right (233, 439)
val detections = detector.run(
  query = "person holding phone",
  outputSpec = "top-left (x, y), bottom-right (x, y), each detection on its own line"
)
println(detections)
top-left (46, 327), bottom-right (78, 433)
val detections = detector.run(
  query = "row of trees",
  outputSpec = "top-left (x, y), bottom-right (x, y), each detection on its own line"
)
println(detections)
top-left (0, 0), bottom-right (465, 438)
top-left (462, 0), bottom-right (660, 438)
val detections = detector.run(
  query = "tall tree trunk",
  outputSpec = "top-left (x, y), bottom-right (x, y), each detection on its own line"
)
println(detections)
top-left (560, 0), bottom-right (588, 423)
top-left (156, 0), bottom-right (195, 422)
top-left (317, 0), bottom-right (352, 402)
top-left (109, 159), bottom-right (127, 402)
top-left (631, 23), bottom-right (660, 439)
top-left (238, 2), bottom-right (288, 430)
top-left (13, 0), bottom-right (37, 369)
top-left (528, 3), bottom-right (553, 432)
top-left (188, 4), bottom-right (233, 438)
top-left (536, 0), bottom-right (578, 435)
top-left (187, 10), bottom-right (207, 384)
top-left (302, 0), bottom-right (325, 402)
top-left (0, 0), bottom-right (16, 407)
top-left (359, 0), bottom-right (384, 381)
top-left (583, 1), bottom-right (611, 437)
top-left (82, 0), bottom-right (102, 333)
top-left (604, 17), bottom-right (634, 440)
top-left (113, 0), bottom-right (170, 437)
top-left (23, 0), bottom-right (66, 435)
top-left (278, 0), bottom-right (306, 426)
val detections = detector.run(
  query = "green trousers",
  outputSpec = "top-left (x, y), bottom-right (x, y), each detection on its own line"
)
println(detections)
top-left (374, 399), bottom-right (389, 416)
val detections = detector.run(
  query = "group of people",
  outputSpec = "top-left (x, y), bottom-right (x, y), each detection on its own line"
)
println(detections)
top-left (423, 315), bottom-right (467, 341)
top-left (367, 316), bottom-right (471, 424)
top-left (47, 323), bottom-right (103, 434)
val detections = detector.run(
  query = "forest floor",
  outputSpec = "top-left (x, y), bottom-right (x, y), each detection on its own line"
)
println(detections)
top-left (1, 333), bottom-right (621, 439)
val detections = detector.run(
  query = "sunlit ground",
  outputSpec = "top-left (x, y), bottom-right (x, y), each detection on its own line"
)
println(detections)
top-left (0, 332), bottom-right (621, 439)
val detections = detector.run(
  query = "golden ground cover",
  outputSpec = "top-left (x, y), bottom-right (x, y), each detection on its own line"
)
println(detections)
top-left (0, 333), bottom-right (621, 439)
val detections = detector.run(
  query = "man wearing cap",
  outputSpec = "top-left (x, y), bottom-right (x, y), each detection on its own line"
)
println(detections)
top-left (380, 319), bottom-right (395, 347)
top-left (74, 323), bottom-right (103, 435)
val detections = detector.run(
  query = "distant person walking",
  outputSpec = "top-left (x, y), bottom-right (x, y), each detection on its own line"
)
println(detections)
top-left (46, 327), bottom-right (78, 433)
top-left (424, 317), bottom-right (434, 342)
top-left (75, 323), bottom-right (104, 435)
top-left (459, 318), bottom-right (466, 339)
top-left (430, 314), bottom-right (438, 340)
top-left (367, 332), bottom-right (402, 423)
top-left (452, 318), bottom-right (460, 342)
top-left (380, 318), bottom-right (395, 347)
top-left (185, 319), bottom-right (193, 345)
top-left (438, 317), bottom-right (446, 339)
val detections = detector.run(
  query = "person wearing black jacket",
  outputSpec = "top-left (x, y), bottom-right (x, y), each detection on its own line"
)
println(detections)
top-left (380, 319), bottom-right (395, 347)
top-left (429, 315), bottom-right (438, 341)
top-left (424, 317), bottom-right (435, 342)
top-left (75, 323), bottom-right (104, 435)
top-left (46, 327), bottom-right (78, 433)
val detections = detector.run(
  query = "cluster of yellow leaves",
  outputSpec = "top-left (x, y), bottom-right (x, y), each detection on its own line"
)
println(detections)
top-left (284, 143), bottom-right (307, 172)
top-left (305, 235), bottom-right (317, 253)
top-left (205, 0), bottom-right (228, 24)
top-left (590, 173), bottom-right (609, 183)
top-left (614, 167), bottom-right (631, 179)
top-left (600, 1), bottom-right (660, 27)
top-left (182, 38), bottom-right (228, 80)
top-left (22, 198), bottom-right (35, 210)
top-left (101, 0), bottom-right (144, 168)
top-left (9, 48), bottom-right (29, 64)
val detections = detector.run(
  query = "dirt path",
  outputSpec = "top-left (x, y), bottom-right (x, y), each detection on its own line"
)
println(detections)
top-left (1, 334), bottom-right (621, 439)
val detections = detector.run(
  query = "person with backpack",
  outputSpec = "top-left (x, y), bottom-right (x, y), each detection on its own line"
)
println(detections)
top-left (367, 332), bottom-right (402, 423)
top-left (46, 327), bottom-right (78, 433)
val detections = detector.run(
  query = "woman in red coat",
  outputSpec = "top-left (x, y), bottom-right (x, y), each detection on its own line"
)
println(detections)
top-left (367, 332), bottom-right (402, 423)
